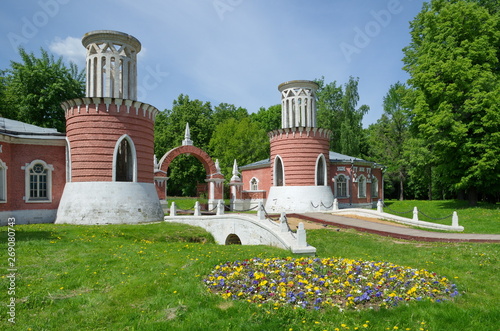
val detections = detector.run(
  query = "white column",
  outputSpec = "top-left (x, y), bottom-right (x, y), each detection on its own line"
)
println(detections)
top-left (96, 56), bottom-right (103, 97)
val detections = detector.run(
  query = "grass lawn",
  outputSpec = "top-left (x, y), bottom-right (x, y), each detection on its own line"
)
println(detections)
top-left (1, 219), bottom-right (499, 330)
top-left (382, 200), bottom-right (500, 234)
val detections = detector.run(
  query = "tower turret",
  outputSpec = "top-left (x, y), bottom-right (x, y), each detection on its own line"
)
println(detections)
top-left (82, 30), bottom-right (140, 99)
top-left (56, 30), bottom-right (163, 225)
top-left (278, 80), bottom-right (318, 129)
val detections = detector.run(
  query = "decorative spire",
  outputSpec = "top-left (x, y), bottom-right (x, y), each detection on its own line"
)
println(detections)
top-left (154, 155), bottom-right (159, 171)
top-left (231, 159), bottom-right (241, 181)
top-left (182, 123), bottom-right (193, 146)
top-left (215, 159), bottom-right (221, 174)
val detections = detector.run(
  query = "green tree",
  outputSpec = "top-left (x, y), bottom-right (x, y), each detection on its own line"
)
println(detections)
top-left (154, 94), bottom-right (214, 197)
top-left (209, 117), bottom-right (269, 181)
top-left (2, 48), bottom-right (84, 131)
top-left (316, 76), bottom-right (369, 157)
top-left (250, 104), bottom-right (281, 133)
top-left (368, 82), bottom-right (411, 200)
top-left (212, 103), bottom-right (248, 128)
top-left (403, 0), bottom-right (500, 205)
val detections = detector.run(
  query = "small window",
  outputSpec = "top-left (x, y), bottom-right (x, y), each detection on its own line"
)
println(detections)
top-left (316, 154), bottom-right (327, 186)
top-left (250, 177), bottom-right (258, 191)
top-left (274, 156), bottom-right (284, 186)
top-left (113, 135), bottom-right (137, 182)
top-left (335, 174), bottom-right (348, 198)
top-left (371, 176), bottom-right (379, 198)
top-left (358, 175), bottom-right (366, 198)
top-left (0, 159), bottom-right (7, 202)
top-left (24, 160), bottom-right (53, 203)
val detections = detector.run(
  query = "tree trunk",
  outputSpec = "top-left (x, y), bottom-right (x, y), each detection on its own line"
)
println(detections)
top-left (399, 172), bottom-right (404, 201)
top-left (468, 187), bottom-right (478, 207)
top-left (428, 166), bottom-right (432, 200)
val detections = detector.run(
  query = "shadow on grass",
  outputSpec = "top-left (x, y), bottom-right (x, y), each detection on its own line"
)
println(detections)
top-left (0, 230), bottom-right (54, 241)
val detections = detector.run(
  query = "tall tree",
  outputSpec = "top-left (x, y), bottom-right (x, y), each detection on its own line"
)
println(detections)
top-left (2, 48), bottom-right (84, 132)
top-left (154, 94), bottom-right (214, 197)
top-left (316, 76), bottom-right (369, 157)
top-left (209, 117), bottom-right (269, 181)
top-left (403, 0), bottom-right (500, 205)
top-left (368, 82), bottom-right (411, 200)
top-left (212, 103), bottom-right (248, 128)
top-left (250, 104), bottom-right (281, 133)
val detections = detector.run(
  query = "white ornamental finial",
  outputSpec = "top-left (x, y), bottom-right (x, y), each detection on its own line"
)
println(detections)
top-left (182, 123), bottom-right (193, 146)
top-left (154, 155), bottom-right (159, 171)
top-left (215, 159), bottom-right (221, 173)
top-left (231, 159), bottom-right (240, 181)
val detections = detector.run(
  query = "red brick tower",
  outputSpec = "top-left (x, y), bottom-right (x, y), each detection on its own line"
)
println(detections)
top-left (55, 30), bottom-right (163, 224)
top-left (265, 80), bottom-right (334, 212)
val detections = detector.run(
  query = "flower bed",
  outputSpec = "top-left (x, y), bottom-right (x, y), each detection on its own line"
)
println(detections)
top-left (204, 257), bottom-right (459, 310)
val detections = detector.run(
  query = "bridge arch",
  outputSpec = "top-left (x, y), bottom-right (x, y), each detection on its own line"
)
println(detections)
top-left (157, 145), bottom-right (224, 204)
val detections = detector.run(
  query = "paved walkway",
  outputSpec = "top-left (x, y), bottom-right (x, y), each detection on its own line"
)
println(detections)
top-left (293, 212), bottom-right (500, 243)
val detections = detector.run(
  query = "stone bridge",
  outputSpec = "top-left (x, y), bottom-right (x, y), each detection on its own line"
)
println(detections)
top-left (164, 202), bottom-right (316, 255)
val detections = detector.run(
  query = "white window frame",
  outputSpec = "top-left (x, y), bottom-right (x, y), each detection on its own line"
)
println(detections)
top-left (249, 177), bottom-right (259, 191)
top-left (371, 176), bottom-right (379, 198)
top-left (0, 159), bottom-right (7, 203)
top-left (23, 160), bottom-right (53, 203)
top-left (112, 134), bottom-right (138, 182)
top-left (315, 154), bottom-right (327, 186)
top-left (273, 155), bottom-right (285, 186)
top-left (357, 174), bottom-right (367, 198)
top-left (334, 174), bottom-right (349, 198)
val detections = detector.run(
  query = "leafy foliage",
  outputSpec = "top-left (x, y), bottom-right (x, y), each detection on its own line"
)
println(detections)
top-left (250, 104), bottom-right (281, 132)
top-left (402, 0), bottom-right (500, 204)
top-left (1, 48), bottom-right (84, 132)
top-left (316, 76), bottom-right (369, 157)
top-left (209, 117), bottom-right (269, 180)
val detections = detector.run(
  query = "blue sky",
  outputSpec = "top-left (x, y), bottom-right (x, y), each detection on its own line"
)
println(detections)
top-left (1, 0), bottom-right (425, 127)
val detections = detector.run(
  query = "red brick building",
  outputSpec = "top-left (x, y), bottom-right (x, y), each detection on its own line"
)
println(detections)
top-left (0, 118), bottom-right (67, 224)
top-left (239, 80), bottom-right (384, 213)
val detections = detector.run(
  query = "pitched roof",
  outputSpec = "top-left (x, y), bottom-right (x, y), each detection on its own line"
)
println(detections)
top-left (0, 117), bottom-right (65, 138)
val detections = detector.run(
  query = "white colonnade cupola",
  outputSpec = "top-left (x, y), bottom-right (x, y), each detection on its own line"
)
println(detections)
top-left (278, 80), bottom-right (319, 129)
top-left (82, 30), bottom-right (141, 100)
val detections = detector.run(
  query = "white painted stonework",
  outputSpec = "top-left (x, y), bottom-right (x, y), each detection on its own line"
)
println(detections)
top-left (55, 182), bottom-right (164, 224)
top-left (0, 209), bottom-right (57, 225)
top-left (165, 213), bottom-right (316, 255)
top-left (327, 208), bottom-right (464, 232)
top-left (265, 186), bottom-right (334, 213)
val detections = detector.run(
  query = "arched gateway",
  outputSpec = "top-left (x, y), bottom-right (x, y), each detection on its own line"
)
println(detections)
top-left (155, 124), bottom-right (224, 209)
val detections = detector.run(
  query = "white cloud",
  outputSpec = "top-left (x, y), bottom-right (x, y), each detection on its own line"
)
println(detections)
top-left (48, 36), bottom-right (86, 66)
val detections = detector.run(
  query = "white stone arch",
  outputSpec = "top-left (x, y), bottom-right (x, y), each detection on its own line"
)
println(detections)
top-left (333, 173), bottom-right (350, 198)
top-left (22, 159), bottom-right (54, 203)
top-left (249, 177), bottom-right (259, 191)
top-left (112, 134), bottom-right (138, 182)
top-left (273, 155), bottom-right (285, 187)
top-left (0, 159), bottom-right (7, 202)
top-left (315, 154), bottom-right (327, 186)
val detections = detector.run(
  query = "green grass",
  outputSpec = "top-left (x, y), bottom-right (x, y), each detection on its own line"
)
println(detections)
top-left (1, 221), bottom-right (499, 330)
top-left (382, 199), bottom-right (500, 234)
top-left (166, 197), bottom-right (232, 211)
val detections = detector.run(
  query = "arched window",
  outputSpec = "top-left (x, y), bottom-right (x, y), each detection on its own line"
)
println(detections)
top-left (113, 135), bottom-right (137, 182)
top-left (371, 176), bottom-right (379, 198)
top-left (335, 174), bottom-right (348, 198)
top-left (250, 177), bottom-right (259, 191)
top-left (315, 154), bottom-right (327, 186)
top-left (358, 175), bottom-right (366, 198)
top-left (23, 160), bottom-right (53, 203)
top-left (0, 159), bottom-right (7, 203)
top-left (274, 155), bottom-right (284, 186)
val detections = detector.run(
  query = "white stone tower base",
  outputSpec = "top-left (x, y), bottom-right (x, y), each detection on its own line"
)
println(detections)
top-left (55, 182), bottom-right (164, 224)
top-left (265, 186), bottom-right (334, 213)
